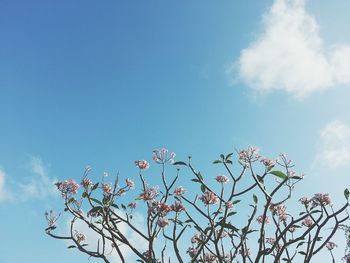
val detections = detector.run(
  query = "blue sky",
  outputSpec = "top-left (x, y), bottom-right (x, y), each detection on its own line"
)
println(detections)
top-left (1, 0), bottom-right (350, 262)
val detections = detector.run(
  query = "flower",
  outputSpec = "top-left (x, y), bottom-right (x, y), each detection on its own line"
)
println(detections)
top-left (128, 202), bottom-right (137, 209)
top-left (260, 158), bottom-right (276, 168)
top-left (239, 146), bottom-right (260, 162)
top-left (74, 231), bottom-right (86, 243)
top-left (256, 215), bottom-right (270, 224)
top-left (157, 202), bottom-right (172, 216)
top-left (302, 217), bottom-right (314, 228)
top-left (187, 247), bottom-right (199, 258)
top-left (265, 237), bottom-right (276, 245)
top-left (299, 197), bottom-right (309, 205)
top-left (139, 186), bottom-right (159, 201)
top-left (311, 193), bottom-right (331, 206)
top-left (55, 179), bottom-right (79, 198)
top-left (269, 203), bottom-right (288, 222)
top-left (199, 191), bottom-right (219, 206)
top-left (125, 178), bottom-right (135, 188)
top-left (171, 201), bottom-right (185, 212)
top-left (45, 210), bottom-right (60, 227)
top-left (215, 175), bottom-right (229, 183)
top-left (191, 233), bottom-right (206, 244)
top-left (135, 160), bottom-right (150, 170)
top-left (81, 178), bottom-right (92, 188)
top-left (102, 183), bottom-right (113, 195)
top-left (152, 148), bottom-right (176, 164)
top-left (174, 186), bottom-right (186, 196)
top-left (225, 201), bottom-right (234, 209)
top-left (343, 253), bottom-right (350, 263)
top-left (326, 241), bottom-right (337, 250)
top-left (204, 253), bottom-right (217, 263)
top-left (157, 217), bottom-right (169, 228)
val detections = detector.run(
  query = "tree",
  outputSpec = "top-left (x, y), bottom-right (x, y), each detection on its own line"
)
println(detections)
top-left (45, 147), bottom-right (350, 262)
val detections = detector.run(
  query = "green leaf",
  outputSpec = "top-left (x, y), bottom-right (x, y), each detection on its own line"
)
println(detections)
top-left (88, 206), bottom-right (102, 216)
top-left (225, 153), bottom-right (234, 160)
top-left (67, 245), bottom-right (76, 249)
top-left (197, 172), bottom-right (203, 180)
top-left (253, 194), bottom-right (258, 204)
top-left (220, 154), bottom-right (225, 160)
top-left (89, 198), bottom-right (103, 205)
top-left (201, 184), bottom-right (206, 193)
top-left (173, 161), bottom-right (187, 166)
top-left (270, 171), bottom-right (288, 180)
top-left (213, 160), bottom-right (222, 164)
top-left (344, 188), bottom-right (349, 200)
top-left (191, 178), bottom-right (200, 183)
top-left (232, 200), bottom-right (241, 205)
top-left (227, 211), bottom-right (237, 217)
top-left (91, 182), bottom-right (99, 191)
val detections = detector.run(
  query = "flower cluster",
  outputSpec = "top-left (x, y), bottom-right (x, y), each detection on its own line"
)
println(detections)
top-left (135, 160), bottom-right (150, 170)
top-left (171, 201), bottom-right (185, 212)
top-left (256, 215), bottom-right (270, 224)
top-left (55, 179), bottom-right (79, 198)
top-left (239, 146), bottom-right (260, 163)
top-left (200, 191), bottom-right (219, 206)
top-left (204, 253), bottom-right (217, 263)
top-left (215, 175), bottom-right (229, 184)
top-left (45, 210), bottom-right (60, 227)
top-left (191, 232), bottom-right (206, 244)
top-left (125, 178), bottom-right (135, 188)
top-left (326, 241), bottom-right (337, 250)
top-left (102, 183), bottom-right (113, 195)
top-left (260, 158), bottom-right (276, 168)
top-left (174, 186), bottom-right (186, 196)
top-left (311, 193), bottom-right (331, 207)
top-left (270, 203), bottom-right (288, 222)
top-left (74, 231), bottom-right (86, 243)
top-left (302, 217), bottom-right (314, 228)
top-left (81, 178), bottom-right (92, 188)
top-left (152, 148), bottom-right (176, 164)
top-left (157, 217), bottom-right (169, 228)
top-left (187, 247), bottom-right (199, 258)
top-left (139, 186), bottom-right (159, 201)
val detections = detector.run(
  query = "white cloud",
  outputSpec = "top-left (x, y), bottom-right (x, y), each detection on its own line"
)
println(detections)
top-left (237, 0), bottom-right (350, 98)
top-left (0, 169), bottom-right (13, 202)
top-left (317, 120), bottom-right (350, 168)
top-left (18, 156), bottom-right (57, 200)
top-left (0, 156), bottom-right (57, 202)
top-left (66, 212), bottom-right (147, 262)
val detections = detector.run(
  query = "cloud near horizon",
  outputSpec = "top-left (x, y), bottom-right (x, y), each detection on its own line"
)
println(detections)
top-left (237, 0), bottom-right (350, 98)
top-left (316, 120), bottom-right (350, 168)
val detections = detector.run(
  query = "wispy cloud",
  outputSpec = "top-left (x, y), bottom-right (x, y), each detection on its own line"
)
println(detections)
top-left (316, 120), bottom-right (350, 168)
top-left (0, 156), bottom-right (57, 203)
top-left (66, 212), bottom-right (147, 262)
top-left (236, 0), bottom-right (350, 98)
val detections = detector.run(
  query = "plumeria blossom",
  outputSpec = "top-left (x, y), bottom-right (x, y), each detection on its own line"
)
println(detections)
top-left (157, 202), bottom-right (172, 216)
top-left (187, 247), bottom-right (199, 258)
top-left (171, 201), bottom-right (185, 212)
top-left (81, 178), bottom-right (92, 188)
top-left (102, 183), bottom-right (113, 195)
top-left (270, 203), bottom-right (288, 222)
top-left (191, 233), bottom-right (206, 244)
top-left (215, 175), bottom-right (229, 183)
top-left (127, 202), bottom-right (137, 209)
top-left (174, 186), bottom-right (186, 196)
top-left (239, 146), bottom-right (260, 163)
top-left (311, 193), bottom-right (331, 207)
top-left (204, 253), bottom-right (217, 263)
top-left (225, 201), bottom-right (234, 209)
top-left (74, 231), bottom-right (86, 243)
top-left (260, 158), bottom-right (276, 168)
top-left (157, 217), bottom-right (169, 228)
top-left (135, 160), bottom-right (150, 170)
top-left (45, 210), bottom-right (60, 227)
top-left (326, 241), bottom-right (337, 250)
top-left (152, 148), bottom-right (176, 164)
top-left (139, 185), bottom-right (159, 201)
top-left (256, 215), bottom-right (270, 224)
top-left (55, 179), bottom-right (79, 198)
top-left (200, 191), bottom-right (219, 206)
top-left (302, 217), bottom-right (314, 228)
top-left (125, 178), bottom-right (135, 188)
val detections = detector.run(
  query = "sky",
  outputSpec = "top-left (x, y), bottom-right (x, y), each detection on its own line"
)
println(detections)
top-left (0, 0), bottom-right (350, 262)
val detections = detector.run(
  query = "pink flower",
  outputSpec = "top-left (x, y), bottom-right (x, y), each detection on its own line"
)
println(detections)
top-left (127, 202), bottom-right (137, 209)
top-left (135, 160), bottom-right (150, 170)
top-left (326, 241), bottom-right (337, 250)
top-left (187, 247), bottom-right (199, 258)
top-left (81, 178), bottom-right (92, 188)
top-left (260, 158), bottom-right (276, 168)
top-left (157, 217), bottom-right (169, 228)
top-left (302, 217), bottom-right (314, 228)
top-left (152, 148), bottom-right (176, 164)
top-left (45, 210), bottom-right (60, 227)
top-left (199, 191), bottom-right (219, 206)
top-left (312, 193), bottom-right (331, 206)
top-left (256, 215), bottom-right (270, 224)
top-left (215, 175), bottom-right (229, 183)
top-left (74, 231), bottom-right (86, 243)
top-left (299, 197), bottom-right (309, 205)
top-left (239, 146), bottom-right (260, 162)
top-left (191, 233), bottom-right (206, 244)
top-left (204, 253), bottom-right (217, 263)
top-left (139, 186), bottom-right (159, 201)
top-left (171, 201), bottom-right (185, 212)
top-left (125, 178), bottom-right (135, 188)
top-left (225, 201), bottom-right (234, 209)
top-left (157, 202), bottom-right (172, 216)
top-left (102, 183), bottom-right (113, 195)
top-left (116, 189), bottom-right (126, 196)
top-left (266, 237), bottom-right (276, 245)
top-left (55, 179), bottom-right (79, 198)
top-left (174, 186), bottom-right (186, 196)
